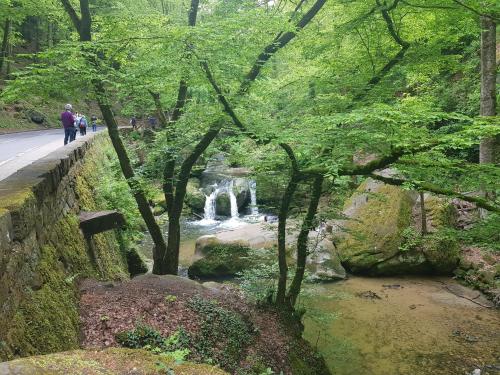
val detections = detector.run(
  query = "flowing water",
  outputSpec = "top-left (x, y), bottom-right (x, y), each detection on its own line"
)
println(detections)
top-left (138, 180), bottom-right (500, 375)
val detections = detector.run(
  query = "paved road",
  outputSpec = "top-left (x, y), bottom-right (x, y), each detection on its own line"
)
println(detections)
top-left (0, 128), bottom-right (101, 181)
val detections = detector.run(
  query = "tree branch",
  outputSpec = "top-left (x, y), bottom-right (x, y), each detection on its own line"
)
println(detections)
top-left (238, 0), bottom-right (327, 95)
top-left (368, 174), bottom-right (500, 213)
top-left (60, 0), bottom-right (81, 33)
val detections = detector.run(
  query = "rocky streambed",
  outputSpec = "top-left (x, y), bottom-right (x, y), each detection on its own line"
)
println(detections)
top-left (302, 277), bottom-right (500, 375)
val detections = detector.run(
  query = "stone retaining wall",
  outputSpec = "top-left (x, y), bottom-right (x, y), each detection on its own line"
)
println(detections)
top-left (0, 132), bottom-right (128, 360)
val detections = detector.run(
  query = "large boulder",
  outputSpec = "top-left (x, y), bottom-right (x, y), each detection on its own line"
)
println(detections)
top-left (336, 179), bottom-right (461, 276)
top-left (307, 238), bottom-right (346, 281)
top-left (188, 244), bottom-right (252, 279)
top-left (336, 179), bottom-right (416, 274)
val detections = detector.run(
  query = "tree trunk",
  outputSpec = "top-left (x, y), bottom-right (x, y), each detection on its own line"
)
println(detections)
top-left (479, 16), bottom-right (497, 217)
top-left (286, 175), bottom-right (323, 307)
top-left (61, 0), bottom-right (170, 273)
top-left (419, 191), bottom-right (427, 235)
top-left (95, 83), bottom-right (169, 274)
top-left (0, 19), bottom-right (11, 75)
top-left (479, 16), bottom-right (497, 163)
top-left (276, 144), bottom-right (301, 307)
top-left (164, 123), bottom-right (223, 274)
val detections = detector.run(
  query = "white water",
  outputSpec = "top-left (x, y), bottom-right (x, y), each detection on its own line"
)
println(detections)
top-left (249, 180), bottom-right (258, 215)
top-left (229, 180), bottom-right (239, 218)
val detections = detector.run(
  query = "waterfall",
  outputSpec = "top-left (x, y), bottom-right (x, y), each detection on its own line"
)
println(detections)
top-left (203, 187), bottom-right (219, 221)
top-left (228, 180), bottom-right (239, 218)
top-left (249, 180), bottom-right (258, 215)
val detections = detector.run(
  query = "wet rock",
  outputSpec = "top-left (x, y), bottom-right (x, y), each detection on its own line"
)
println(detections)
top-left (185, 178), bottom-right (205, 215)
top-left (356, 290), bottom-right (381, 300)
top-left (215, 192), bottom-right (231, 216)
top-left (307, 239), bottom-right (346, 281)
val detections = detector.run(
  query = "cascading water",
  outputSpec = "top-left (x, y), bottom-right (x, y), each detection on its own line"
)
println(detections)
top-left (229, 180), bottom-right (239, 218)
top-left (203, 188), bottom-right (219, 221)
top-left (249, 180), bottom-right (258, 215)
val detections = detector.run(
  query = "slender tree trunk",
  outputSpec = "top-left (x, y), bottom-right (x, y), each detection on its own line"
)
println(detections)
top-left (479, 16), bottom-right (497, 217)
top-left (96, 91), bottom-right (169, 274)
top-left (479, 16), bottom-right (497, 163)
top-left (165, 123), bottom-right (223, 274)
top-left (276, 171), bottom-right (300, 307)
top-left (61, 0), bottom-right (170, 273)
top-left (419, 191), bottom-right (427, 235)
top-left (0, 19), bottom-right (11, 75)
top-left (286, 175), bottom-right (323, 307)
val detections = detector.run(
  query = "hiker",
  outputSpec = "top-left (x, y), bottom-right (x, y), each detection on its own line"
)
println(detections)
top-left (79, 115), bottom-right (88, 136)
top-left (148, 115), bottom-right (157, 129)
top-left (130, 115), bottom-right (137, 130)
top-left (91, 115), bottom-right (98, 132)
top-left (61, 104), bottom-right (75, 145)
top-left (71, 112), bottom-right (81, 141)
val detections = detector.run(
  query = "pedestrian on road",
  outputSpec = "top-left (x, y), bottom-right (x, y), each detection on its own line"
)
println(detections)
top-left (79, 115), bottom-right (88, 136)
top-left (61, 104), bottom-right (75, 145)
top-left (91, 115), bottom-right (98, 132)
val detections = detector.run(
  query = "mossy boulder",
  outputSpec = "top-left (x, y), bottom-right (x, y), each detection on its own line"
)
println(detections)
top-left (421, 232), bottom-right (460, 274)
top-left (215, 192), bottom-right (231, 216)
top-left (185, 178), bottom-right (205, 215)
top-left (188, 244), bottom-right (252, 279)
top-left (423, 195), bottom-right (458, 231)
top-left (0, 348), bottom-right (228, 374)
top-left (336, 179), bottom-right (415, 275)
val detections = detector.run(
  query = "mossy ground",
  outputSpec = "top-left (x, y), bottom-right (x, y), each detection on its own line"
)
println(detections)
top-left (0, 348), bottom-right (229, 374)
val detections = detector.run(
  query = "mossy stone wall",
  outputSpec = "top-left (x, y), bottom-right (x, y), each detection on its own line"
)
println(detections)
top-left (0, 133), bottom-right (128, 360)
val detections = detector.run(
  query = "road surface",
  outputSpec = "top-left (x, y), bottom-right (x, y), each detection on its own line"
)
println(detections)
top-left (0, 128), bottom-right (101, 181)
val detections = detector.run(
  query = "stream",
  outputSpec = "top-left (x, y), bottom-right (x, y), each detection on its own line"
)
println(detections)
top-left (137, 177), bottom-right (500, 375)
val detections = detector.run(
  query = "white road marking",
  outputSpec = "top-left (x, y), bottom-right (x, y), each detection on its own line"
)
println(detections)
top-left (0, 157), bottom-right (15, 167)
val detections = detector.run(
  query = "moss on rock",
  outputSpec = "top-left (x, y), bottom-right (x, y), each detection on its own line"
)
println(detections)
top-left (188, 244), bottom-right (252, 279)
top-left (337, 180), bottom-right (414, 274)
top-left (0, 348), bottom-right (229, 374)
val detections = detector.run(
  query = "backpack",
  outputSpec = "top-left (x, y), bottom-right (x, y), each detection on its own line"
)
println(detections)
top-left (80, 118), bottom-right (87, 128)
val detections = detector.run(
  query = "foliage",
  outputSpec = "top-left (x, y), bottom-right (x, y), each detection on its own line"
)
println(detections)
top-left (456, 214), bottom-right (500, 252)
top-left (116, 323), bottom-right (191, 363)
top-left (186, 296), bottom-right (253, 371)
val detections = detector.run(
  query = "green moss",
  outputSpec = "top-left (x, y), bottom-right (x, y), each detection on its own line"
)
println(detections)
top-left (422, 232), bottom-right (460, 274)
top-left (188, 244), bottom-right (252, 279)
top-left (424, 196), bottom-right (457, 229)
top-left (337, 181), bottom-right (414, 274)
top-left (5, 241), bottom-right (83, 357)
top-left (1, 135), bottom-right (129, 360)
top-left (0, 348), bottom-right (229, 374)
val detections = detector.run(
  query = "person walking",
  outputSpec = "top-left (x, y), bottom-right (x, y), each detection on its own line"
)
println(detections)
top-left (71, 112), bottom-right (81, 142)
top-left (91, 115), bottom-right (98, 132)
top-left (148, 115), bottom-right (157, 129)
top-left (79, 115), bottom-right (88, 136)
top-left (61, 104), bottom-right (75, 145)
top-left (130, 115), bottom-right (137, 130)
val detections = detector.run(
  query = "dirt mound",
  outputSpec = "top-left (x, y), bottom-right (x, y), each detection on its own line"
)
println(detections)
top-left (78, 274), bottom-right (329, 375)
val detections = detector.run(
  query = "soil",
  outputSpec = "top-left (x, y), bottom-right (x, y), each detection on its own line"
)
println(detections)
top-left (78, 274), bottom-right (314, 374)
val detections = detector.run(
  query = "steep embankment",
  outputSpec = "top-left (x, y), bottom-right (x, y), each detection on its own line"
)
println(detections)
top-left (0, 133), bottom-right (129, 359)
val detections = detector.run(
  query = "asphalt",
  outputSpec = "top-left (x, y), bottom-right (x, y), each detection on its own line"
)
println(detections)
top-left (0, 127), bottom-right (102, 181)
